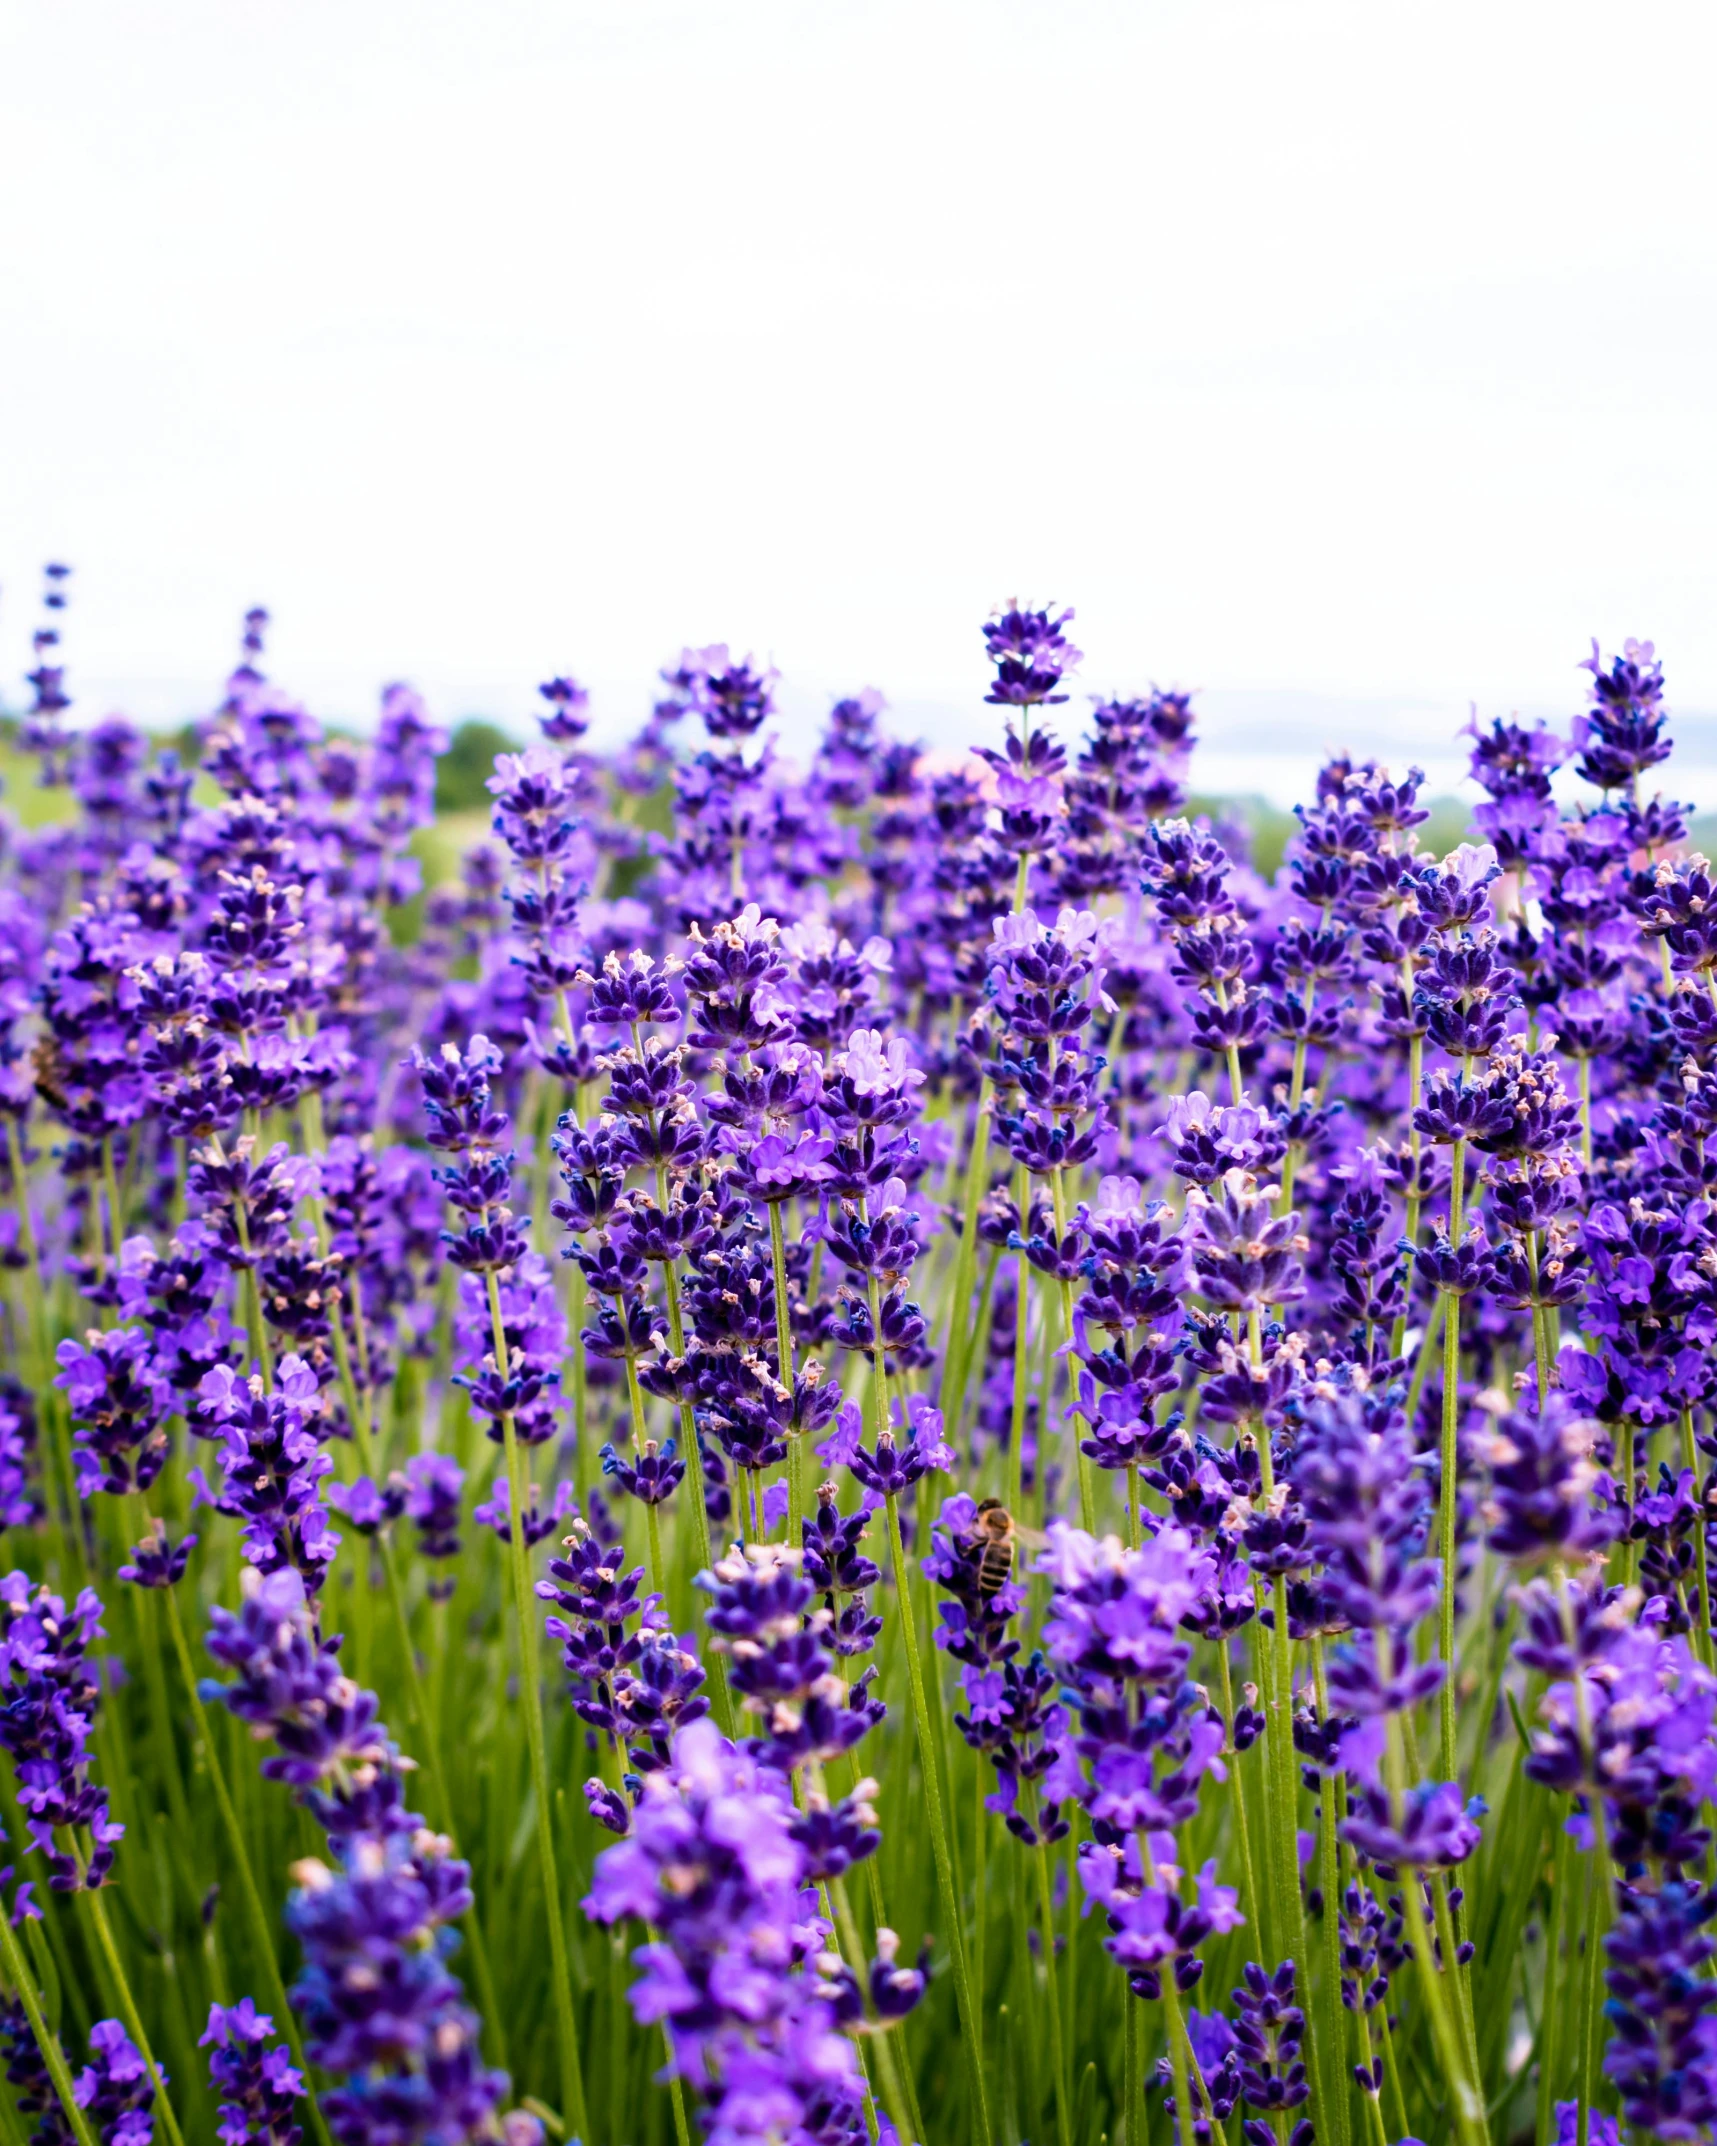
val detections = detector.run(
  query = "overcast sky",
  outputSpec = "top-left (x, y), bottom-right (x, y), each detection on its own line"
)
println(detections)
top-left (3, 0), bottom-right (1715, 799)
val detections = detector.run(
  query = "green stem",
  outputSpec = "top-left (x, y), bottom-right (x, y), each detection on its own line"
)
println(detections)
top-left (7, 1120), bottom-right (82, 1581)
top-left (1402, 1290), bottom-right (1445, 1433)
top-left (1388, 1023), bottom-right (1425, 1361)
top-left (1312, 1640), bottom-right (1352, 2146)
top-left (938, 1083), bottom-right (993, 1438)
top-left (1525, 1230), bottom-right (1554, 1407)
top-left (1438, 1284), bottom-right (1462, 1784)
top-left (972, 1763), bottom-right (987, 2071)
top-left (1049, 1162), bottom-right (1096, 1533)
top-left (645, 1496), bottom-right (668, 1604)
top-left (829, 1874), bottom-right (922, 2146)
top-left (1125, 1989), bottom-right (1145, 2146)
top-left (1009, 1220), bottom-right (1031, 1519)
top-left (1575, 1056), bottom-right (1593, 1172)
top-left (1681, 1409), bottom-right (1713, 1670)
top-left (1574, 1842), bottom-right (1609, 2146)
top-left (100, 1137), bottom-right (125, 1267)
top-left (1537, 1809), bottom-right (1571, 2141)
top-left (1250, 1313), bottom-right (1308, 2003)
top-left (1140, 1832), bottom-right (1194, 2146)
top-left (1431, 1871), bottom-right (1481, 2094)
top-left (660, 1261), bottom-right (732, 1734)
top-left (1614, 1418), bottom-right (1635, 1590)
top-left (485, 1272), bottom-right (590, 2145)
top-left (1217, 1643), bottom-right (1261, 1940)
top-left (767, 1200), bottom-right (801, 1541)
top-left (0, 1905), bottom-right (99, 2146)
top-left (163, 1587), bottom-right (335, 2146)
top-left (1376, 1641), bottom-right (1488, 2146)
top-left (79, 1878), bottom-right (187, 2146)
top-left (882, 1492), bottom-right (991, 2145)
top-left (1033, 1825), bottom-right (1073, 2146)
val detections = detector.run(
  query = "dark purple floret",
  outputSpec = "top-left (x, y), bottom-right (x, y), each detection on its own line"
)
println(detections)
top-left (55, 1328), bottom-right (172, 1499)
top-left (74, 2020), bottom-right (156, 2146)
top-left (200, 1998), bottom-right (304, 2146)
top-left (116, 1522), bottom-right (197, 1591)
top-left (1603, 1879), bottom-right (1717, 2141)
top-left (1232, 1960), bottom-right (1311, 2146)
top-left (0, 1575), bottom-right (124, 1891)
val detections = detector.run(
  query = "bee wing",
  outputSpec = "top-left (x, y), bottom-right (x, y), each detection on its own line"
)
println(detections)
top-left (1012, 1524), bottom-right (1051, 1552)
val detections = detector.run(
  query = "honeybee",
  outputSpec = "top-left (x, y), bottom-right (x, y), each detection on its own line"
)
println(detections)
top-left (30, 1037), bottom-right (68, 1114)
top-left (965, 1500), bottom-right (1046, 1597)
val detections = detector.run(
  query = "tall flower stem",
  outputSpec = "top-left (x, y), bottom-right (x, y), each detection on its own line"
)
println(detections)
top-left (644, 1496), bottom-right (668, 1606)
top-left (1613, 1418), bottom-right (1635, 1590)
top-left (1525, 1232), bottom-right (1553, 1407)
top-left (1311, 1638), bottom-right (1352, 2146)
top-left (1032, 1832), bottom-right (1074, 2146)
top-left (77, 1872), bottom-right (186, 2146)
top-left (1573, 1836), bottom-right (1605, 2146)
top-left (161, 1585), bottom-right (336, 2146)
top-left (1434, 1139), bottom-right (1466, 1784)
top-left (1009, 1162), bottom-right (1032, 1518)
top-left (1049, 1165), bottom-right (1096, 1533)
top-left (1021, 1785), bottom-right (1073, 2146)
top-left (1139, 1832), bottom-right (1193, 2146)
top-left (1680, 1407), bottom-right (1713, 1670)
top-left (1216, 1643), bottom-right (1260, 1939)
top-left (656, 1248), bottom-right (732, 1734)
top-left (1437, 1284), bottom-right (1461, 1785)
top-left (971, 1767), bottom-right (987, 2069)
top-left (1247, 1311), bottom-right (1308, 2004)
top-left (1125, 1987), bottom-right (1144, 2146)
top-left (939, 1085), bottom-right (993, 1439)
top-left (0, 1907), bottom-right (99, 2146)
top-left (1574, 1056), bottom-right (1593, 1171)
top-left (767, 1200), bottom-right (801, 1541)
top-left (882, 1490), bottom-right (992, 2146)
top-left (485, 1270), bottom-right (590, 2146)
top-left (829, 1872), bottom-right (922, 2146)
top-left (1374, 1637), bottom-right (1488, 2146)
top-left (1401, 1289), bottom-right (1445, 1427)
top-left (1389, 1010), bottom-right (1423, 1361)
top-left (1536, 1812), bottom-right (1571, 2146)
top-left (6, 1115), bottom-right (83, 1588)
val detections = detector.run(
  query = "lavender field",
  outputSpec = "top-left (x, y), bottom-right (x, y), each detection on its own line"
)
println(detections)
top-left (0, 575), bottom-right (1707, 2146)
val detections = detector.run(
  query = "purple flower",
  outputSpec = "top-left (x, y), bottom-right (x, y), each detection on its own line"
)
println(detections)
top-left (471, 1474), bottom-right (574, 1549)
top-left (323, 1474), bottom-right (405, 1537)
top-left (200, 1999), bottom-right (304, 2146)
top-left (1603, 1880), bottom-right (1717, 2140)
top-left (1553, 2104), bottom-right (1621, 2146)
top-left (537, 675), bottom-right (590, 744)
top-left (600, 1436), bottom-right (687, 1507)
top-left (401, 1452), bottom-right (464, 1564)
top-left (584, 1720), bottom-right (865, 2143)
top-left (117, 1522), bottom-right (197, 1591)
top-left (1477, 1393), bottom-right (1619, 1565)
top-left (194, 1356), bottom-right (340, 1595)
top-left (0, 1575), bottom-right (124, 1890)
top-left (288, 1834), bottom-right (503, 2144)
top-left (74, 2019), bottom-right (156, 2146)
top-left (1186, 1171), bottom-right (1306, 1313)
top-left (1232, 1960), bottom-right (1311, 2146)
top-left (982, 604), bottom-right (1082, 708)
top-left (820, 1394), bottom-right (953, 1500)
top-left (55, 1328), bottom-right (171, 1499)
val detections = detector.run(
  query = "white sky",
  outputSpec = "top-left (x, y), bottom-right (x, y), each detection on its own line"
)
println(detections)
top-left (3, 0), bottom-right (1716, 801)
